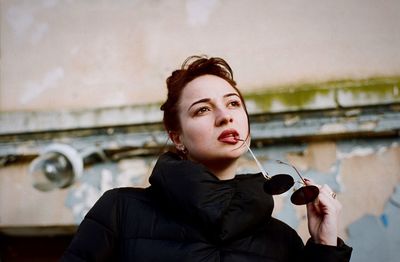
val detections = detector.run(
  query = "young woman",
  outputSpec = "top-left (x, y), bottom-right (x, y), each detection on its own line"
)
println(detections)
top-left (62, 56), bottom-right (352, 261)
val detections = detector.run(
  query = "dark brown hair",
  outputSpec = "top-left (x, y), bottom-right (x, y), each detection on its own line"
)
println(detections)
top-left (160, 55), bottom-right (249, 132)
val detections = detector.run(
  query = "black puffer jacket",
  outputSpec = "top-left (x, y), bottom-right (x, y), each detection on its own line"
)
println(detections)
top-left (62, 152), bottom-right (352, 261)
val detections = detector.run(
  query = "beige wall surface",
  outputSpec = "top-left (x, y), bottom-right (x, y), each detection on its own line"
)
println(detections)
top-left (1, 1), bottom-right (400, 261)
top-left (1, 0), bottom-right (400, 112)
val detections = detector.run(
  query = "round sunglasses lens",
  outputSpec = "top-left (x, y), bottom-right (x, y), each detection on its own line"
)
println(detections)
top-left (290, 185), bottom-right (319, 205)
top-left (263, 174), bottom-right (294, 195)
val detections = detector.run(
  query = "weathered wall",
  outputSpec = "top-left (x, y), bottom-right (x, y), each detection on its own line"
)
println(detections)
top-left (1, 138), bottom-right (399, 261)
top-left (1, 0), bottom-right (400, 111)
top-left (1, 1), bottom-right (400, 261)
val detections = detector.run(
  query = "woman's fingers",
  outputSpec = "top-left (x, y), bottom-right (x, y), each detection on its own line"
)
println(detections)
top-left (319, 184), bottom-right (342, 210)
top-left (304, 180), bottom-right (341, 214)
top-left (303, 178), bottom-right (341, 245)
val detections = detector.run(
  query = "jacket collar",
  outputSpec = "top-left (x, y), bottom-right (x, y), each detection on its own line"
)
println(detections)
top-left (149, 151), bottom-right (274, 241)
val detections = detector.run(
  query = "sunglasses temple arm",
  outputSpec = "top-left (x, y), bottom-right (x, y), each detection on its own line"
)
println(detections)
top-left (244, 143), bottom-right (270, 180)
top-left (292, 165), bottom-right (307, 185)
top-left (276, 160), bottom-right (307, 184)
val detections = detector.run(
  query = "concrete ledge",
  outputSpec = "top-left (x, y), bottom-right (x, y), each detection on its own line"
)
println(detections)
top-left (0, 77), bottom-right (399, 135)
top-left (0, 104), bottom-right (399, 159)
top-left (249, 104), bottom-right (400, 143)
top-left (0, 104), bottom-right (163, 135)
top-left (245, 77), bottom-right (400, 113)
top-left (0, 77), bottom-right (399, 160)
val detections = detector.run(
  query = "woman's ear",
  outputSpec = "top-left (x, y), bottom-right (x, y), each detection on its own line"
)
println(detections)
top-left (168, 131), bottom-right (184, 150)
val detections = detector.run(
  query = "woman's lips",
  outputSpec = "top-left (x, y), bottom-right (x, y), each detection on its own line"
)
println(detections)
top-left (218, 129), bottom-right (240, 144)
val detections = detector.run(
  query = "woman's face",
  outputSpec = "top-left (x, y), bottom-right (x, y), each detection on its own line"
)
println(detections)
top-left (174, 74), bottom-right (249, 166)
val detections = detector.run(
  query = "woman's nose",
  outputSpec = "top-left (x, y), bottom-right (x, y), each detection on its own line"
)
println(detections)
top-left (215, 108), bottom-right (233, 126)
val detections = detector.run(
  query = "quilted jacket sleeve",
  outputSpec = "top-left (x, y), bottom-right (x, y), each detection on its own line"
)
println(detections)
top-left (61, 189), bottom-right (119, 262)
top-left (302, 237), bottom-right (353, 262)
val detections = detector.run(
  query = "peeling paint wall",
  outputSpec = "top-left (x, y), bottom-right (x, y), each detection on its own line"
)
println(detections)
top-left (1, 138), bottom-right (399, 261)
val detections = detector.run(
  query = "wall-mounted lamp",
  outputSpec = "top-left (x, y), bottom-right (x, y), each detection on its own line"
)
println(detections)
top-left (29, 144), bottom-right (83, 191)
top-left (29, 144), bottom-right (107, 191)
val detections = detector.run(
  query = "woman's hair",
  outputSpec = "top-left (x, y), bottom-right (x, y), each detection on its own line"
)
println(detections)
top-left (160, 55), bottom-right (249, 132)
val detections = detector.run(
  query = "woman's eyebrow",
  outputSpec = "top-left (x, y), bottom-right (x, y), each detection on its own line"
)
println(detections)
top-left (188, 93), bottom-right (240, 111)
top-left (188, 98), bottom-right (211, 111)
top-left (224, 93), bottom-right (240, 99)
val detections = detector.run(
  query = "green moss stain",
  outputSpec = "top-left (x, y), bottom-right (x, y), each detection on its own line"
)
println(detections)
top-left (245, 86), bottom-right (333, 111)
top-left (244, 77), bottom-right (400, 112)
top-left (338, 78), bottom-right (400, 99)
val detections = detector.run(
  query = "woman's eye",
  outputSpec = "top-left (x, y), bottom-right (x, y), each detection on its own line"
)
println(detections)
top-left (195, 107), bottom-right (210, 115)
top-left (228, 100), bottom-right (241, 108)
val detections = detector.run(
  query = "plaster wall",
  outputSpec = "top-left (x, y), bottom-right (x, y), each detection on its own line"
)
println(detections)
top-left (1, 0), bottom-right (400, 112)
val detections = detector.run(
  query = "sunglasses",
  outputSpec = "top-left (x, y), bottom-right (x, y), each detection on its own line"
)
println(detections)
top-left (241, 140), bottom-right (319, 205)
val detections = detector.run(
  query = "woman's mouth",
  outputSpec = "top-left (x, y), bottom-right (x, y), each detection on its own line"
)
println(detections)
top-left (218, 129), bottom-right (240, 144)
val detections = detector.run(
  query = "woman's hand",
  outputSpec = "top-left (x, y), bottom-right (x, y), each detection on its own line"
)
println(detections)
top-left (305, 179), bottom-right (342, 246)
